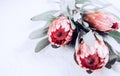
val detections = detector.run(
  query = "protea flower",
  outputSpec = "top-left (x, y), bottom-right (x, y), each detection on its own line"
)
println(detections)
top-left (74, 35), bottom-right (109, 73)
top-left (48, 17), bottom-right (73, 47)
top-left (84, 11), bottom-right (119, 32)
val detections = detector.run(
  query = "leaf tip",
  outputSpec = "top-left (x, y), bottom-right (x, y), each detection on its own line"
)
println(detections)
top-left (30, 17), bottom-right (36, 21)
top-left (29, 35), bottom-right (34, 39)
top-left (28, 33), bottom-right (35, 39)
top-left (30, 18), bottom-right (33, 21)
top-left (35, 49), bottom-right (41, 53)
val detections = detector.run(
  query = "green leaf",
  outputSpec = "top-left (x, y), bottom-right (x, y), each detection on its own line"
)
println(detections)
top-left (103, 35), bottom-right (120, 57)
top-left (69, 18), bottom-right (76, 30)
top-left (35, 37), bottom-right (50, 53)
top-left (89, 0), bottom-right (110, 6)
top-left (77, 20), bottom-right (90, 32)
top-left (29, 21), bottom-right (51, 39)
top-left (60, 0), bottom-right (75, 16)
top-left (109, 31), bottom-right (120, 43)
top-left (82, 21), bottom-right (89, 28)
top-left (29, 27), bottom-right (48, 39)
top-left (31, 10), bottom-right (58, 21)
top-left (75, 0), bottom-right (89, 4)
top-left (78, 0), bottom-right (111, 11)
top-left (104, 42), bottom-right (117, 69)
top-left (66, 6), bottom-right (71, 15)
top-left (75, 32), bottom-right (80, 51)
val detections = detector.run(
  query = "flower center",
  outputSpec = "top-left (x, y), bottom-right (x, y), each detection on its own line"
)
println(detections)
top-left (88, 58), bottom-right (95, 65)
top-left (79, 53), bottom-right (104, 70)
top-left (50, 26), bottom-right (70, 45)
top-left (57, 32), bottom-right (62, 37)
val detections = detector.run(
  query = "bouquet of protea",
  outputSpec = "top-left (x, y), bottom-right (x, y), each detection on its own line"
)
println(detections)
top-left (29, 0), bottom-right (120, 74)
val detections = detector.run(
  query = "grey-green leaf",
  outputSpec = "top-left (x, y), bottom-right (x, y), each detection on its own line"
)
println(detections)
top-left (109, 31), bottom-right (120, 43)
top-left (31, 10), bottom-right (58, 21)
top-left (29, 27), bottom-right (48, 39)
top-left (82, 21), bottom-right (89, 28)
top-left (69, 18), bottom-right (76, 30)
top-left (105, 42), bottom-right (117, 69)
top-left (75, 0), bottom-right (89, 4)
top-left (103, 35), bottom-right (120, 57)
top-left (60, 0), bottom-right (75, 16)
top-left (75, 32), bottom-right (80, 51)
top-left (29, 21), bottom-right (52, 39)
top-left (35, 37), bottom-right (50, 53)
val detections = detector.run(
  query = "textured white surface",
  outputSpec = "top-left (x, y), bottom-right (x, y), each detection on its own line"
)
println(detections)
top-left (0, 0), bottom-right (120, 76)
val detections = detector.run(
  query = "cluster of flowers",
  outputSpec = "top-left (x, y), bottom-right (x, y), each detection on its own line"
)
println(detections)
top-left (48, 11), bottom-right (119, 73)
top-left (30, 0), bottom-right (120, 74)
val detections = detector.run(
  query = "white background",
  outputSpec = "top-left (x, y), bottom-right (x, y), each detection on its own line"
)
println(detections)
top-left (0, 0), bottom-right (120, 76)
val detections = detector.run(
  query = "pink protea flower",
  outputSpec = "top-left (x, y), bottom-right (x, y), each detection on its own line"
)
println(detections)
top-left (48, 17), bottom-right (73, 47)
top-left (84, 11), bottom-right (119, 32)
top-left (75, 35), bottom-right (109, 72)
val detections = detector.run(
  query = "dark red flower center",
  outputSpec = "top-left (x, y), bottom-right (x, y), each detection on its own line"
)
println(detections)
top-left (50, 26), bottom-right (69, 45)
top-left (88, 58), bottom-right (95, 65)
top-left (79, 52), bottom-right (104, 70)
top-left (112, 22), bottom-right (119, 29)
top-left (57, 32), bottom-right (63, 37)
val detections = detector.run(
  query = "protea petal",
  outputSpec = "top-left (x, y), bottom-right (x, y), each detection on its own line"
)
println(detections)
top-left (75, 34), bottom-right (109, 72)
top-left (84, 11), bottom-right (119, 32)
top-left (48, 17), bottom-right (73, 47)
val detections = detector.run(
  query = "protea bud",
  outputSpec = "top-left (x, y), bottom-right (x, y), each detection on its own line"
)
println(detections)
top-left (74, 35), bottom-right (109, 73)
top-left (84, 11), bottom-right (119, 32)
top-left (48, 17), bottom-right (73, 47)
